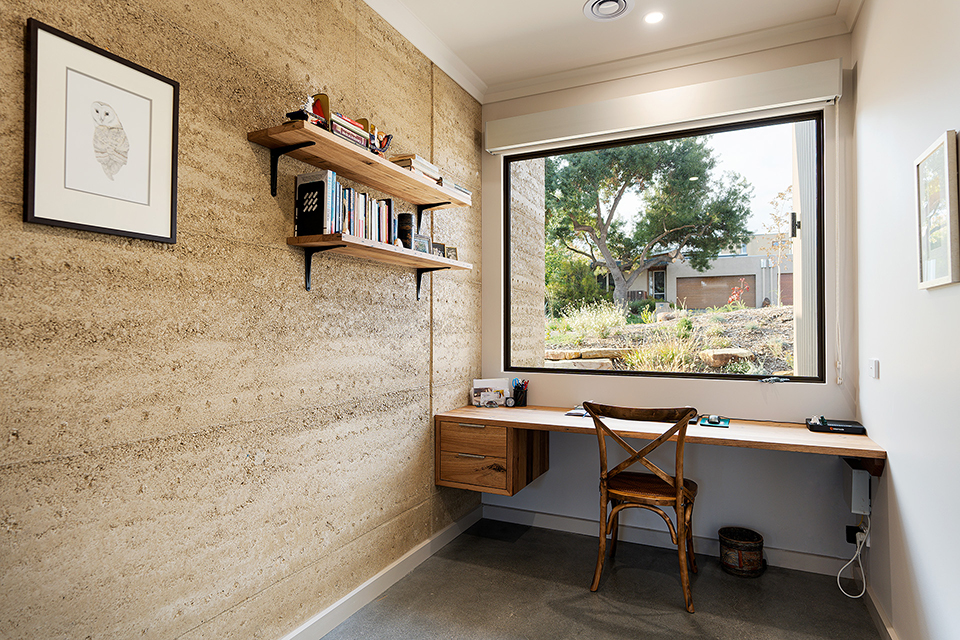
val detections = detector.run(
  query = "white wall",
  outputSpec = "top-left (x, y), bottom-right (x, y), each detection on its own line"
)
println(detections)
top-left (480, 37), bottom-right (864, 578)
top-left (852, 0), bottom-right (960, 638)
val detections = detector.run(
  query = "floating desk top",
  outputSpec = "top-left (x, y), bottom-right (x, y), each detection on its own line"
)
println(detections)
top-left (436, 405), bottom-right (886, 477)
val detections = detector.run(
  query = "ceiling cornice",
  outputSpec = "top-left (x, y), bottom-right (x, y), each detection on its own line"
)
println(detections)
top-left (360, 0), bottom-right (487, 102)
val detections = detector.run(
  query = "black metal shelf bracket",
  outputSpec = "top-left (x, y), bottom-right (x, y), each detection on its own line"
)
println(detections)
top-left (270, 141), bottom-right (317, 196)
top-left (415, 267), bottom-right (448, 300)
top-left (416, 203), bottom-right (450, 232)
top-left (302, 245), bottom-right (345, 291)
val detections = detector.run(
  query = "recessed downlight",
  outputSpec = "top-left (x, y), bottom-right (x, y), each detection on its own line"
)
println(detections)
top-left (583, 0), bottom-right (635, 22)
top-left (644, 11), bottom-right (664, 24)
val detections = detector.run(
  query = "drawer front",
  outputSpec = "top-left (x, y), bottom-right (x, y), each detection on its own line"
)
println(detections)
top-left (439, 421), bottom-right (507, 457)
top-left (438, 450), bottom-right (507, 490)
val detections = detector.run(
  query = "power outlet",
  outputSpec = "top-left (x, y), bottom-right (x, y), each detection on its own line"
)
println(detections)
top-left (868, 358), bottom-right (880, 379)
top-left (846, 525), bottom-right (860, 544)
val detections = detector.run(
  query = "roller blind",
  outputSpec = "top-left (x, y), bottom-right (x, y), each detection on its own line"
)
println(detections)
top-left (484, 59), bottom-right (842, 154)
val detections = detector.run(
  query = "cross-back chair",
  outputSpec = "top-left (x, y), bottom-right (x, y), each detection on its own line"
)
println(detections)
top-left (582, 402), bottom-right (699, 613)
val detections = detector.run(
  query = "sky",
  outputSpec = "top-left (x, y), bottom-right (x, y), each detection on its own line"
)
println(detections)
top-left (705, 122), bottom-right (794, 233)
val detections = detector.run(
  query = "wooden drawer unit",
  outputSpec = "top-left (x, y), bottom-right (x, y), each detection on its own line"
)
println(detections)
top-left (435, 418), bottom-right (548, 496)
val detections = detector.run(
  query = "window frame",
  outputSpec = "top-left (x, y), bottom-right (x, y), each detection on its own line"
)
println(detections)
top-left (502, 110), bottom-right (827, 383)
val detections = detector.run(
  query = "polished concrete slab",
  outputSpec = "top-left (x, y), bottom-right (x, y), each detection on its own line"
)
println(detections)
top-left (323, 519), bottom-right (880, 640)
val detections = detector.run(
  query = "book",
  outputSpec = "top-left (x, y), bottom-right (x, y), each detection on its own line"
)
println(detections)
top-left (330, 113), bottom-right (368, 149)
top-left (389, 154), bottom-right (442, 180)
top-left (324, 170), bottom-right (338, 233)
top-left (448, 182), bottom-right (472, 197)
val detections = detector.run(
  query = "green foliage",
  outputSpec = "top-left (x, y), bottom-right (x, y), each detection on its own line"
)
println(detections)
top-left (706, 301), bottom-right (747, 314)
top-left (629, 298), bottom-right (657, 316)
top-left (623, 335), bottom-right (697, 372)
top-left (676, 316), bottom-right (694, 339)
top-left (640, 308), bottom-right (656, 324)
top-left (545, 247), bottom-right (608, 316)
top-left (722, 359), bottom-right (751, 374)
top-left (560, 300), bottom-right (627, 338)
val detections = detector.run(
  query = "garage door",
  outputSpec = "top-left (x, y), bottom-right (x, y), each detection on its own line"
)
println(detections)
top-left (779, 273), bottom-right (794, 305)
top-left (677, 275), bottom-right (756, 309)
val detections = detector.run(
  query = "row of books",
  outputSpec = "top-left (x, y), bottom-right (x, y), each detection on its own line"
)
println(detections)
top-left (388, 154), bottom-right (473, 199)
top-left (294, 170), bottom-right (397, 244)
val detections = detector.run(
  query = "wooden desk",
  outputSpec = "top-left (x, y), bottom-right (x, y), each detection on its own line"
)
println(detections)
top-left (435, 405), bottom-right (886, 496)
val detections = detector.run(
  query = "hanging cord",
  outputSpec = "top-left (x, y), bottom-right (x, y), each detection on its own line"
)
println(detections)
top-left (837, 514), bottom-right (870, 598)
top-left (834, 105), bottom-right (844, 386)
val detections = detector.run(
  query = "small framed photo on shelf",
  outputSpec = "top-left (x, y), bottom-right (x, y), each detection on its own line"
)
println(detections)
top-left (445, 246), bottom-right (458, 261)
top-left (413, 233), bottom-right (432, 253)
top-left (24, 19), bottom-right (179, 243)
top-left (914, 130), bottom-right (960, 289)
top-left (432, 242), bottom-right (446, 258)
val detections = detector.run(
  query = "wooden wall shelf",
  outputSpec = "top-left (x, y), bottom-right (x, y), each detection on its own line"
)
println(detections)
top-left (288, 233), bottom-right (472, 298)
top-left (249, 120), bottom-right (474, 298)
top-left (248, 120), bottom-right (471, 209)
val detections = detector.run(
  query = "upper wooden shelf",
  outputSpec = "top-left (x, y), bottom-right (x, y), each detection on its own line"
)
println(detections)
top-left (248, 121), bottom-right (471, 209)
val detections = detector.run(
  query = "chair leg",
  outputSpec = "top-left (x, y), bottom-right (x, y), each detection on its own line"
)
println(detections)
top-left (686, 503), bottom-right (698, 574)
top-left (677, 511), bottom-right (694, 613)
top-left (591, 491), bottom-right (609, 592)
top-left (609, 503), bottom-right (620, 559)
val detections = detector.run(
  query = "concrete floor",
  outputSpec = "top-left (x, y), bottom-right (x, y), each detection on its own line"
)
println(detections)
top-left (323, 519), bottom-right (881, 640)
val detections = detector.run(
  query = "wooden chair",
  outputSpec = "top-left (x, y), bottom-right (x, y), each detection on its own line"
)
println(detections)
top-left (583, 402), bottom-right (700, 613)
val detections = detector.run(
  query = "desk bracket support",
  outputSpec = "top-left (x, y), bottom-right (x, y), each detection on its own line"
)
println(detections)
top-left (302, 245), bottom-right (345, 291)
top-left (416, 203), bottom-right (450, 232)
top-left (416, 267), bottom-right (448, 300)
top-left (270, 141), bottom-right (316, 196)
top-left (843, 456), bottom-right (886, 478)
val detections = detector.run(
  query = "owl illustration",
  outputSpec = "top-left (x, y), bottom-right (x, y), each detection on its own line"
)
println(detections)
top-left (91, 101), bottom-right (129, 181)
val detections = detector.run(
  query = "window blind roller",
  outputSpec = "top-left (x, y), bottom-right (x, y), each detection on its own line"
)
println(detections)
top-left (484, 59), bottom-right (842, 154)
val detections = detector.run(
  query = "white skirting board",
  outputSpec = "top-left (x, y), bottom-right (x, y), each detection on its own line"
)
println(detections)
top-left (865, 585), bottom-right (900, 640)
top-left (483, 504), bottom-right (850, 577)
top-left (281, 506), bottom-right (482, 640)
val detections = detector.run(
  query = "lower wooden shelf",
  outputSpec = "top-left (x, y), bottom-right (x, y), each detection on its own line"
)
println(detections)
top-left (287, 233), bottom-right (472, 297)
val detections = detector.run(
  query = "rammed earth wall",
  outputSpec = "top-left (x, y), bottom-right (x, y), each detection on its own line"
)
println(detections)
top-left (0, 1), bottom-right (482, 637)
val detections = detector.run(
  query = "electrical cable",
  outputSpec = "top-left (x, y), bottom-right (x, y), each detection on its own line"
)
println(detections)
top-left (837, 514), bottom-right (870, 598)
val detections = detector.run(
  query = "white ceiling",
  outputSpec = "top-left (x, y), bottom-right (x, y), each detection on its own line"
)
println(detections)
top-left (362, 0), bottom-right (862, 103)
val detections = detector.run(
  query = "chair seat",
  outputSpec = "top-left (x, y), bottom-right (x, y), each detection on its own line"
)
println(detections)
top-left (607, 471), bottom-right (698, 506)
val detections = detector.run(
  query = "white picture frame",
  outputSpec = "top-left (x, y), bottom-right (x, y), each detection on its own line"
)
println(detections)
top-left (915, 130), bottom-right (959, 289)
top-left (24, 19), bottom-right (179, 243)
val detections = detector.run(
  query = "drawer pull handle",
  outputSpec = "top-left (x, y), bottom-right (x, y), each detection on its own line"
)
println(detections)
top-left (457, 453), bottom-right (486, 460)
top-left (459, 423), bottom-right (486, 429)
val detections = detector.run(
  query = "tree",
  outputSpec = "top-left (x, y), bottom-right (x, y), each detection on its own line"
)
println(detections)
top-left (545, 137), bottom-right (753, 307)
top-left (762, 185), bottom-right (793, 306)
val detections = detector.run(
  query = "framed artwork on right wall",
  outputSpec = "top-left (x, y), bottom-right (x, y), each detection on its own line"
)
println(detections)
top-left (915, 130), bottom-right (959, 289)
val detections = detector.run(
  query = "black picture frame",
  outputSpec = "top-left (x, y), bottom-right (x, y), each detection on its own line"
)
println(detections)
top-left (24, 18), bottom-right (179, 243)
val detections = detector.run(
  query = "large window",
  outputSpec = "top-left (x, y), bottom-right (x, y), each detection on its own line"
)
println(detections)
top-left (504, 112), bottom-right (824, 381)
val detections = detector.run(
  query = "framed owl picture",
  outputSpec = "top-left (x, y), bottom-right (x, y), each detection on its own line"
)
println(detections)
top-left (24, 19), bottom-right (179, 243)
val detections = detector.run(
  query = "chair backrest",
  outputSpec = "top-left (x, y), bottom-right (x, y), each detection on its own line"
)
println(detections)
top-left (582, 402), bottom-right (698, 502)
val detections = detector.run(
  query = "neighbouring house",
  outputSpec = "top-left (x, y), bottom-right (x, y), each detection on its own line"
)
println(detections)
top-left (627, 233), bottom-right (795, 308)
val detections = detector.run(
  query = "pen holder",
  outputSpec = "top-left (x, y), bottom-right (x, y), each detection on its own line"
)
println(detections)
top-left (512, 385), bottom-right (527, 407)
